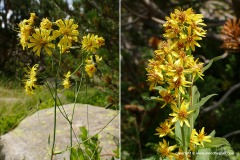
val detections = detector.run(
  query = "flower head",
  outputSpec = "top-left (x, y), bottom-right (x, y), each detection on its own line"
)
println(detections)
top-left (23, 64), bottom-right (39, 95)
top-left (18, 13), bottom-right (37, 50)
top-left (170, 100), bottom-right (194, 127)
top-left (85, 63), bottom-right (97, 78)
top-left (62, 71), bottom-right (71, 89)
top-left (194, 127), bottom-right (211, 147)
top-left (155, 118), bottom-right (174, 137)
top-left (55, 19), bottom-right (79, 53)
top-left (40, 18), bottom-right (52, 29)
top-left (28, 28), bottom-right (56, 56)
top-left (156, 90), bottom-right (176, 108)
top-left (81, 34), bottom-right (105, 52)
top-left (158, 139), bottom-right (177, 159)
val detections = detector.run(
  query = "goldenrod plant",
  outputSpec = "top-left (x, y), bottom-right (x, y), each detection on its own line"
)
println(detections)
top-left (18, 13), bottom-right (106, 159)
top-left (146, 8), bottom-right (231, 160)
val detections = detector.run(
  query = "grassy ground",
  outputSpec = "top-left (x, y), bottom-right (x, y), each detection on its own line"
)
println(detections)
top-left (0, 76), bottom-right (109, 135)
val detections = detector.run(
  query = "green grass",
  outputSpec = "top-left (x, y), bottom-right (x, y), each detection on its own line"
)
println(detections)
top-left (0, 76), bottom-right (109, 135)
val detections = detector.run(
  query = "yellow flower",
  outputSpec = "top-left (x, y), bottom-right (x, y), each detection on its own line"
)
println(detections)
top-left (19, 22), bottom-right (32, 50)
top-left (155, 118), bottom-right (174, 137)
top-left (23, 64), bottom-right (39, 95)
top-left (40, 18), bottom-right (52, 29)
top-left (190, 129), bottom-right (199, 146)
top-left (156, 90), bottom-right (176, 108)
top-left (146, 59), bottom-right (164, 90)
top-left (55, 19), bottom-right (79, 53)
top-left (158, 139), bottom-right (177, 159)
top-left (174, 148), bottom-right (191, 160)
top-left (28, 28), bottom-right (56, 56)
top-left (85, 63), bottom-right (96, 78)
top-left (18, 13), bottom-right (37, 50)
top-left (167, 77), bottom-right (191, 96)
top-left (170, 101), bottom-right (194, 127)
top-left (62, 71), bottom-right (71, 89)
top-left (181, 26), bottom-right (202, 51)
top-left (81, 34), bottom-right (105, 52)
top-left (194, 127), bottom-right (211, 147)
top-left (28, 13), bottom-right (37, 26)
top-left (85, 55), bottom-right (102, 64)
top-left (186, 58), bottom-right (204, 80)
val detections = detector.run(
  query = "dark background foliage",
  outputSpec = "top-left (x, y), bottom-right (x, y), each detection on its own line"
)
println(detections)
top-left (121, 0), bottom-right (240, 159)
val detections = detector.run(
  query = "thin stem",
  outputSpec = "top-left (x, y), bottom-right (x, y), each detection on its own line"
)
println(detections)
top-left (70, 67), bottom-right (84, 158)
top-left (51, 76), bottom-right (58, 160)
top-left (85, 77), bottom-right (89, 133)
top-left (181, 125), bottom-right (187, 160)
top-left (51, 51), bottom-right (62, 160)
top-left (189, 75), bottom-right (194, 134)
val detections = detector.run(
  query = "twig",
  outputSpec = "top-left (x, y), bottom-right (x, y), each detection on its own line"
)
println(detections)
top-left (122, 3), bottom-right (148, 19)
top-left (121, 17), bottom-right (141, 28)
top-left (197, 52), bottom-right (229, 64)
top-left (151, 17), bottom-right (166, 24)
top-left (223, 130), bottom-right (240, 138)
top-left (141, 0), bottom-right (166, 19)
top-left (201, 82), bottom-right (240, 114)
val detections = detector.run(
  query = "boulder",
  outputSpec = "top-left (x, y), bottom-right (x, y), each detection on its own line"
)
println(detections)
top-left (0, 104), bottom-right (119, 160)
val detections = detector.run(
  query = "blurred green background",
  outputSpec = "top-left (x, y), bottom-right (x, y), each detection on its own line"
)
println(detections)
top-left (121, 0), bottom-right (240, 159)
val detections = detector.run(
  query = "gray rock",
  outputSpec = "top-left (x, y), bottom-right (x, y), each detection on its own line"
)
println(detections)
top-left (0, 104), bottom-right (119, 160)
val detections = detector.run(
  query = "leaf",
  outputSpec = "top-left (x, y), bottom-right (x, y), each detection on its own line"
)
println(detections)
top-left (191, 86), bottom-right (201, 124)
top-left (79, 126), bottom-right (88, 141)
top-left (175, 121), bottom-right (183, 146)
top-left (174, 121), bottom-right (191, 148)
top-left (191, 91), bottom-right (216, 130)
top-left (153, 86), bottom-right (165, 91)
top-left (192, 86), bottom-right (200, 105)
top-left (203, 137), bottom-right (230, 148)
top-left (196, 148), bottom-right (211, 160)
top-left (192, 94), bottom-right (217, 111)
top-left (208, 130), bottom-right (216, 138)
top-left (203, 55), bottom-right (225, 73)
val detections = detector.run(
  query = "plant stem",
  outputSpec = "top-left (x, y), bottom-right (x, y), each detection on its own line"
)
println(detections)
top-left (181, 125), bottom-right (188, 160)
top-left (51, 77), bottom-right (57, 160)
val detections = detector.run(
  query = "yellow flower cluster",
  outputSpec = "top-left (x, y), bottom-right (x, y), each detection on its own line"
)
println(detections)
top-left (19, 14), bottom-right (105, 94)
top-left (62, 71), bottom-right (71, 89)
top-left (147, 8), bottom-right (211, 159)
top-left (18, 13), bottom-right (79, 55)
top-left (23, 64), bottom-right (39, 95)
top-left (164, 8), bottom-right (206, 51)
top-left (82, 34), bottom-right (105, 53)
top-left (82, 34), bottom-right (104, 78)
top-left (190, 127), bottom-right (211, 149)
top-left (85, 55), bottom-right (102, 77)
top-left (18, 13), bottom-right (36, 50)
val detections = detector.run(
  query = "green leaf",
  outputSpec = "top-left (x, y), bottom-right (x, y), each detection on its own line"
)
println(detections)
top-left (192, 86), bottom-right (200, 105)
top-left (196, 148), bottom-right (211, 160)
top-left (192, 94), bottom-right (217, 111)
top-left (191, 86), bottom-right (201, 125)
top-left (175, 121), bottom-right (183, 146)
top-left (203, 55), bottom-right (224, 73)
top-left (174, 121), bottom-right (191, 148)
top-left (153, 86), bottom-right (165, 91)
top-left (150, 96), bottom-right (159, 100)
top-left (79, 126), bottom-right (88, 141)
top-left (208, 130), bottom-right (216, 138)
top-left (203, 137), bottom-right (230, 148)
